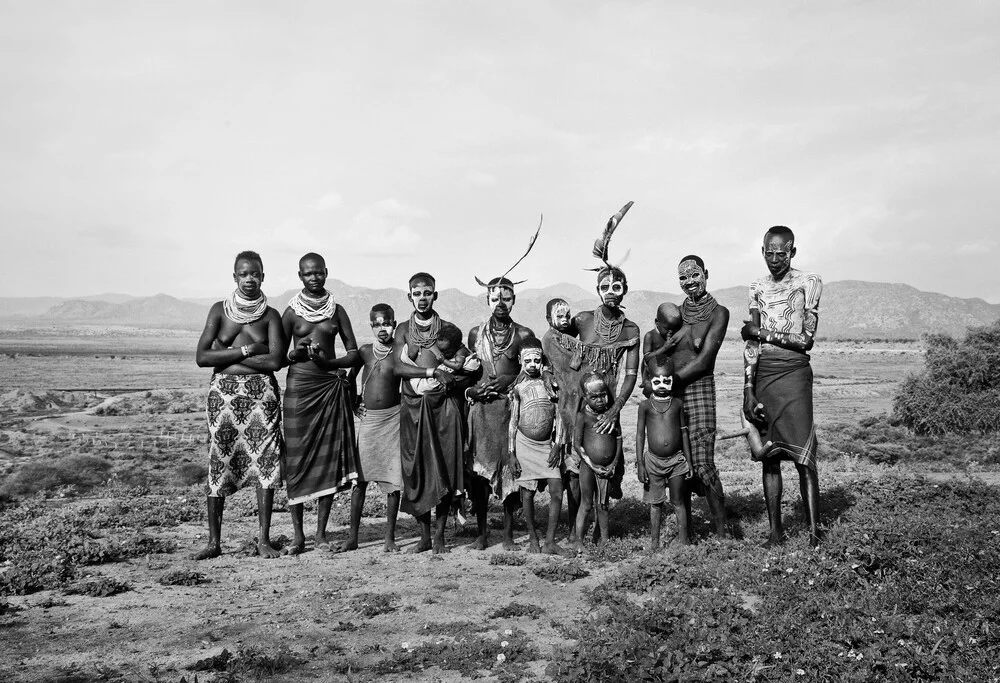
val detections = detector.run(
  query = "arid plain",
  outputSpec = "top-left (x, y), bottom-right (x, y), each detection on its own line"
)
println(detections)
top-left (1, 332), bottom-right (997, 682)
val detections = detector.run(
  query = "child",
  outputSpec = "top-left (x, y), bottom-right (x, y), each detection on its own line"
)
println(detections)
top-left (641, 302), bottom-right (686, 397)
top-left (572, 373), bottom-right (622, 554)
top-left (541, 298), bottom-right (584, 540)
top-left (507, 338), bottom-right (566, 555)
top-left (636, 357), bottom-right (693, 549)
top-left (343, 304), bottom-right (404, 552)
top-left (409, 322), bottom-right (478, 395)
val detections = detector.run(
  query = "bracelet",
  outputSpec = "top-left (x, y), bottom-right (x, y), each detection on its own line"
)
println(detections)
top-left (426, 368), bottom-right (434, 378)
top-left (744, 382), bottom-right (754, 388)
top-left (465, 388), bottom-right (475, 404)
top-left (286, 349), bottom-right (296, 362)
top-left (241, 345), bottom-right (250, 358)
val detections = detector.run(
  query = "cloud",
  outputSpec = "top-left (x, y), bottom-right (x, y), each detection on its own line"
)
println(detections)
top-left (313, 192), bottom-right (343, 211)
top-left (344, 198), bottom-right (427, 254)
top-left (956, 240), bottom-right (996, 255)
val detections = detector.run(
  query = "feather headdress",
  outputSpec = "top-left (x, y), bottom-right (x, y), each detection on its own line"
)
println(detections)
top-left (587, 201), bottom-right (634, 272)
top-left (474, 214), bottom-right (543, 289)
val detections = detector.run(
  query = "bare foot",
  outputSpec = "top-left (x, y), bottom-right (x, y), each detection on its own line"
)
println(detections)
top-left (527, 539), bottom-right (541, 554)
top-left (464, 536), bottom-right (489, 551)
top-left (542, 542), bottom-right (569, 557)
top-left (281, 541), bottom-right (306, 556)
top-left (647, 541), bottom-right (661, 553)
top-left (189, 545), bottom-right (221, 561)
top-left (407, 539), bottom-right (433, 554)
top-left (809, 533), bottom-right (821, 548)
top-left (333, 539), bottom-right (359, 553)
top-left (383, 540), bottom-right (400, 553)
top-left (258, 541), bottom-right (281, 559)
top-left (502, 537), bottom-right (518, 552)
top-left (432, 538), bottom-right (450, 554)
top-left (571, 541), bottom-right (585, 556)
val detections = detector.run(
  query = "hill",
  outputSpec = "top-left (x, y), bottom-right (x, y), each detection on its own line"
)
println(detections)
top-left (2, 281), bottom-right (998, 341)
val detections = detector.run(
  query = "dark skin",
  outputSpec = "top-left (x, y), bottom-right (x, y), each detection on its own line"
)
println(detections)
top-left (741, 232), bottom-right (821, 547)
top-left (572, 379), bottom-right (621, 555)
top-left (671, 260), bottom-right (730, 536)
top-left (636, 371), bottom-right (693, 549)
top-left (466, 287), bottom-right (536, 551)
top-left (341, 310), bottom-right (406, 553)
top-left (192, 257), bottom-right (286, 561)
top-left (641, 303), bottom-right (684, 397)
top-left (508, 353), bottom-right (567, 556)
top-left (280, 255), bottom-right (358, 554)
top-left (392, 281), bottom-right (460, 555)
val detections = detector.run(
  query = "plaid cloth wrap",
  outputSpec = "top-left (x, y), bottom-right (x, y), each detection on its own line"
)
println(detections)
top-left (681, 375), bottom-right (724, 499)
top-left (205, 372), bottom-right (284, 497)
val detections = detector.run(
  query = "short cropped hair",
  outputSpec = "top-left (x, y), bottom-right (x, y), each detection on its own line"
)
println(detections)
top-left (234, 250), bottom-right (263, 272)
top-left (520, 337), bottom-right (542, 353)
top-left (436, 321), bottom-right (463, 349)
top-left (580, 372), bottom-right (606, 392)
top-left (370, 303), bottom-right (394, 320)
top-left (409, 272), bottom-right (436, 289)
top-left (299, 252), bottom-right (325, 269)
top-left (645, 355), bottom-right (675, 376)
top-left (678, 254), bottom-right (706, 269)
top-left (764, 226), bottom-right (795, 243)
top-left (545, 298), bottom-right (569, 319)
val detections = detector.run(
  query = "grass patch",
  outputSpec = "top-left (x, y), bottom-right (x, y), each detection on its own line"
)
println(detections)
top-left (159, 569), bottom-right (207, 586)
top-left (552, 478), bottom-right (1000, 682)
top-left (488, 603), bottom-right (545, 620)
top-left (488, 553), bottom-right (526, 566)
top-left (65, 576), bottom-right (131, 597)
top-left (532, 560), bottom-right (589, 583)
top-left (351, 591), bottom-right (399, 618)
top-left (0, 454), bottom-right (112, 499)
top-left (368, 627), bottom-right (539, 680)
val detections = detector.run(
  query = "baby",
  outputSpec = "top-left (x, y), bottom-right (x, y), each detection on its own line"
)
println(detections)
top-left (409, 322), bottom-right (478, 395)
top-left (571, 373), bottom-right (621, 554)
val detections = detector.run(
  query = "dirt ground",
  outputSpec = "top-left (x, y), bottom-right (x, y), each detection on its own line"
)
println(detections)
top-left (1, 336), bottom-right (993, 682)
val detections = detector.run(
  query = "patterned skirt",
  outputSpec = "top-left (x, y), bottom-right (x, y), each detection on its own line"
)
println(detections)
top-left (205, 373), bottom-right (284, 497)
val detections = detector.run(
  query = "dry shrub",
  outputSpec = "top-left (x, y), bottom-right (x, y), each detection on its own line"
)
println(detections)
top-left (0, 454), bottom-right (112, 498)
top-left (894, 321), bottom-right (1000, 435)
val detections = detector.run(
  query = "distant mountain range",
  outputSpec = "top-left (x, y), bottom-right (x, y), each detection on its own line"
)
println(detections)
top-left (2, 279), bottom-right (998, 341)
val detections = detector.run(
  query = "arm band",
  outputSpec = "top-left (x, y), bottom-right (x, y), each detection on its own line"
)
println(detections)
top-left (242, 345), bottom-right (250, 358)
top-left (625, 369), bottom-right (638, 376)
top-left (426, 367), bottom-right (434, 378)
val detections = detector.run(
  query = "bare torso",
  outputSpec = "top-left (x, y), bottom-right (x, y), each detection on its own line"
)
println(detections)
top-left (288, 315), bottom-right (341, 373)
top-left (359, 343), bottom-right (401, 410)
top-left (580, 409), bottom-right (619, 467)
top-left (208, 305), bottom-right (277, 375)
top-left (641, 399), bottom-right (684, 457)
top-left (514, 378), bottom-right (555, 441)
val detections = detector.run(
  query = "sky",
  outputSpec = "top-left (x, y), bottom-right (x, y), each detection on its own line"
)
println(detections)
top-left (1, 1), bottom-right (998, 303)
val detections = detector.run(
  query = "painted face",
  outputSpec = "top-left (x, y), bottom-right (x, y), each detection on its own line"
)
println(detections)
top-left (762, 234), bottom-right (795, 279)
top-left (597, 274), bottom-right (627, 309)
top-left (487, 286), bottom-right (515, 320)
top-left (408, 281), bottom-right (437, 314)
top-left (520, 349), bottom-right (543, 377)
top-left (649, 372), bottom-right (674, 397)
top-left (370, 314), bottom-right (395, 343)
top-left (548, 302), bottom-right (572, 332)
top-left (583, 380), bottom-right (609, 412)
top-left (298, 258), bottom-right (328, 295)
top-left (233, 259), bottom-right (264, 299)
top-left (677, 260), bottom-right (707, 300)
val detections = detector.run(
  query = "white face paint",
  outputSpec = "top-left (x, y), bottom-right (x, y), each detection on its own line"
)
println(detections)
top-left (677, 260), bottom-right (707, 300)
top-left (520, 350), bottom-right (543, 376)
top-left (487, 286), bottom-right (515, 315)
top-left (597, 275), bottom-right (626, 308)
top-left (549, 303), bottom-right (572, 331)
top-left (650, 373), bottom-right (674, 396)
top-left (370, 315), bottom-right (396, 342)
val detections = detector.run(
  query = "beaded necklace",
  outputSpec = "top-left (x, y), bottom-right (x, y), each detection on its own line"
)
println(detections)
top-left (594, 306), bottom-right (624, 344)
top-left (288, 289), bottom-right (336, 322)
top-left (223, 290), bottom-right (268, 324)
top-left (488, 317), bottom-right (514, 356)
top-left (681, 293), bottom-right (718, 325)
top-left (406, 312), bottom-right (441, 349)
top-left (650, 395), bottom-right (673, 414)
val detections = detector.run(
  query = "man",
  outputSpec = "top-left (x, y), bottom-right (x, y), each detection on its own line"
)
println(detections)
top-left (393, 272), bottom-right (463, 554)
top-left (280, 252), bottom-right (360, 554)
top-left (193, 250), bottom-right (286, 560)
top-left (546, 266), bottom-right (640, 542)
top-left (742, 226), bottom-right (823, 547)
top-left (671, 255), bottom-right (730, 537)
top-left (466, 277), bottom-right (536, 550)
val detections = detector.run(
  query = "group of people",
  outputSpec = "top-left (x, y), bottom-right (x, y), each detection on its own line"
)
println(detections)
top-left (191, 220), bottom-right (823, 561)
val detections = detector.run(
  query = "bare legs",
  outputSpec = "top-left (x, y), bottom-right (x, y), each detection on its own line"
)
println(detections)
top-left (190, 496), bottom-right (225, 560)
top-left (573, 464), bottom-right (609, 555)
top-left (286, 494), bottom-right (334, 554)
top-left (465, 477), bottom-right (492, 550)
top-left (408, 500), bottom-right (451, 554)
top-left (564, 471), bottom-right (581, 543)
top-left (762, 459), bottom-right (820, 547)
